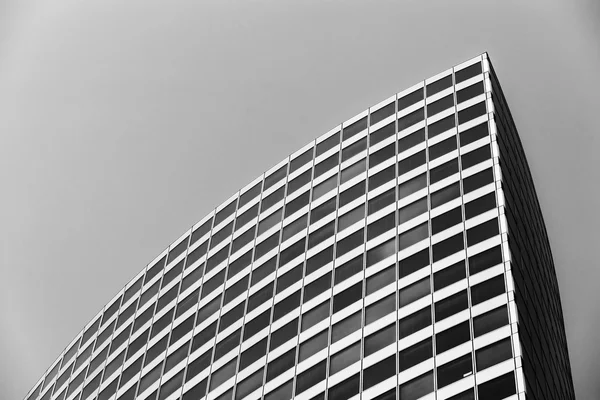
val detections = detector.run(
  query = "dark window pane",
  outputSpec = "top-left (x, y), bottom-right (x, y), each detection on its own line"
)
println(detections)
top-left (340, 181), bottom-right (365, 208)
top-left (343, 117), bottom-right (368, 140)
top-left (247, 282), bottom-right (274, 313)
top-left (461, 144), bottom-right (491, 170)
top-left (315, 153), bottom-right (339, 178)
top-left (102, 351), bottom-right (124, 382)
top-left (285, 191), bottom-right (310, 218)
top-left (338, 205), bottom-right (365, 232)
top-left (299, 330), bottom-right (328, 362)
top-left (399, 338), bottom-right (432, 372)
top-left (399, 173), bottom-right (427, 199)
top-left (240, 181), bottom-right (262, 209)
top-left (399, 222), bottom-right (428, 251)
top-left (229, 250), bottom-right (252, 280)
top-left (427, 94), bottom-right (453, 117)
top-left (261, 186), bottom-right (285, 212)
top-left (428, 114), bottom-right (456, 139)
top-left (399, 277), bottom-right (430, 308)
top-left (437, 353), bottom-right (472, 388)
top-left (427, 75), bottom-right (452, 96)
top-left (429, 136), bottom-right (457, 161)
top-left (436, 321), bottom-right (470, 354)
top-left (224, 275), bottom-right (248, 306)
top-left (477, 372), bottom-right (516, 400)
top-left (165, 342), bottom-right (189, 374)
top-left (398, 150), bottom-right (426, 175)
top-left (332, 312), bottom-right (361, 344)
top-left (398, 248), bottom-right (429, 279)
top-left (273, 290), bottom-right (301, 322)
top-left (266, 348), bottom-right (295, 382)
top-left (144, 335), bottom-right (168, 367)
top-left (399, 371), bottom-right (434, 400)
top-left (288, 169), bottom-right (312, 195)
top-left (254, 232), bottom-right (278, 261)
top-left (342, 137), bottom-right (367, 162)
top-left (465, 192), bottom-right (496, 220)
top-left (151, 309), bottom-right (173, 339)
top-left (432, 206), bottom-right (462, 235)
top-left (123, 277), bottom-right (143, 305)
top-left (206, 245), bottom-right (230, 273)
top-left (235, 203), bottom-right (258, 232)
top-left (430, 158), bottom-right (458, 184)
top-left (185, 351), bottom-right (211, 383)
top-left (447, 389), bottom-right (475, 400)
top-left (455, 62), bottom-right (482, 83)
top-left (370, 142), bottom-right (395, 169)
top-left (280, 238), bottom-right (306, 267)
top-left (336, 230), bottom-right (364, 258)
top-left (276, 264), bottom-right (303, 294)
top-left (340, 159), bottom-right (366, 184)
top-left (364, 323), bottom-right (396, 357)
top-left (368, 187), bottom-right (395, 215)
top-left (213, 329), bottom-right (241, 361)
top-left (160, 261), bottom-right (184, 290)
top-left (434, 260), bottom-right (466, 290)
top-left (333, 282), bottom-right (362, 314)
top-left (365, 293), bottom-right (395, 325)
top-left (459, 121), bottom-right (488, 146)
top-left (368, 164), bottom-right (395, 191)
top-left (399, 197), bottom-right (427, 225)
top-left (270, 318), bottom-right (298, 351)
top-left (218, 303), bottom-right (244, 334)
top-left (433, 232), bottom-right (464, 262)
top-left (209, 358), bottom-right (237, 390)
top-left (170, 314), bottom-right (195, 345)
top-left (290, 147), bottom-right (314, 174)
top-left (463, 168), bottom-right (494, 193)
top-left (458, 101), bottom-right (486, 124)
top-left (335, 254), bottom-right (363, 284)
top-left (330, 344), bottom-right (361, 375)
top-left (366, 264), bottom-right (395, 295)
top-left (457, 81), bottom-right (484, 104)
top-left (368, 212), bottom-right (395, 240)
top-left (371, 102), bottom-right (395, 125)
top-left (431, 182), bottom-right (460, 209)
top-left (301, 300), bottom-right (330, 331)
top-left (398, 108), bottom-right (424, 131)
top-left (235, 369), bottom-right (263, 400)
top-left (435, 290), bottom-right (468, 322)
top-left (316, 131), bottom-right (340, 157)
top-left (144, 256), bottom-right (166, 285)
top-left (158, 370), bottom-right (185, 400)
top-left (210, 222), bottom-right (233, 250)
top-left (191, 321), bottom-right (217, 353)
top-left (283, 216), bottom-right (308, 242)
top-left (265, 380), bottom-right (293, 400)
top-left (312, 175), bottom-right (337, 201)
top-left (370, 122), bottom-right (395, 147)
top-left (471, 274), bottom-right (505, 305)
top-left (310, 196), bottom-right (336, 224)
top-left (240, 337), bottom-right (268, 370)
top-left (264, 164), bottom-right (287, 191)
top-left (308, 221), bottom-right (335, 249)
top-left (215, 200), bottom-right (237, 227)
top-left (399, 306), bottom-right (431, 339)
top-left (363, 354), bottom-right (396, 390)
top-left (476, 337), bottom-right (512, 371)
top-left (398, 88), bottom-right (424, 111)
top-left (183, 379), bottom-right (207, 400)
top-left (101, 297), bottom-right (121, 326)
top-left (306, 245), bottom-right (334, 276)
top-left (197, 296), bottom-right (220, 323)
top-left (366, 237), bottom-right (395, 268)
top-left (398, 128), bottom-right (425, 152)
top-left (201, 269), bottom-right (225, 299)
top-left (250, 256), bottom-right (276, 286)
top-left (304, 274), bottom-right (332, 303)
top-left (186, 241), bottom-right (208, 269)
top-left (167, 236), bottom-right (189, 265)
top-left (243, 309), bottom-right (271, 341)
top-left (191, 218), bottom-right (213, 247)
top-left (296, 360), bottom-right (327, 395)
top-left (109, 323), bottom-right (131, 355)
top-left (467, 218), bottom-right (499, 246)
top-left (469, 245), bottom-right (502, 276)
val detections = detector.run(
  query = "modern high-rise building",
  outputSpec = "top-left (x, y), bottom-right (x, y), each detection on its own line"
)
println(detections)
top-left (23, 53), bottom-right (575, 400)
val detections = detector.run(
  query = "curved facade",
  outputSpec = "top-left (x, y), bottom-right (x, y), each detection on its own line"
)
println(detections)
top-left (24, 53), bottom-right (575, 400)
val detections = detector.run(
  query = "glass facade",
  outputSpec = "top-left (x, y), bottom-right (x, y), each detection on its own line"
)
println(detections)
top-left (24, 53), bottom-right (575, 400)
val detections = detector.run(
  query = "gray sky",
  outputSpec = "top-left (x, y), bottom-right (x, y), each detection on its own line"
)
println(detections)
top-left (1, 0), bottom-right (598, 399)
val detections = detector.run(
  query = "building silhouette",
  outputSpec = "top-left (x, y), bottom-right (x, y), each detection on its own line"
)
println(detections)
top-left (24, 53), bottom-right (575, 400)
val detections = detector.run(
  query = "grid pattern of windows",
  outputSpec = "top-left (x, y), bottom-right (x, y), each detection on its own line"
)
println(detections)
top-left (26, 52), bottom-right (565, 400)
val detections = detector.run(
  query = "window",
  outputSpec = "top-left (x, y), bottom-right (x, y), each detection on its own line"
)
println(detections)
top-left (340, 181), bottom-right (366, 207)
top-left (399, 371), bottom-right (434, 400)
top-left (144, 257), bottom-right (165, 285)
top-left (213, 329), bottom-right (241, 361)
top-left (455, 62), bottom-right (482, 84)
top-left (247, 282), bottom-right (274, 313)
top-left (398, 108), bottom-right (424, 131)
top-left (201, 269), bottom-right (225, 299)
top-left (371, 102), bottom-right (395, 125)
top-left (427, 94), bottom-right (454, 117)
top-left (160, 261), bottom-right (184, 291)
top-left (461, 144), bottom-right (491, 170)
top-left (477, 372), bottom-right (516, 400)
top-left (185, 350), bottom-right (210, 383)
top-left (191, 321), bottom-right (217, 353)
top-left (428, 114), bottom-right (455, 139)
top-left (433, 232), bottom-right (464, 262)
top-left (434, 260), bottom-right (466, 290)
top-left (254, 232), bottom-right (278, 261)
top-left (224, 275), bottom-right (249, 305)
top-left (210, 357), bottom-right (237, 390)
top-left (366, 237), bottom-right (395, 268)
top-left (368, 164), bottom-right (395, 191)
top-left (432, 206), bottom-right (462, 235)
top-left (436, 321), bottom-right (470, 354)
top-left (343, 117), bottom-right (368, 140)
top-left (304, 273), bottom-right (332, 303)
top-left (399, 173), bottom-right (427, 199)
top-left (151, 309), bottom-right (174, 339)
top-left (431, 182), bottom-right (460, 209)
top-left (266, 348), bottom-right (296, 382)
top-left (471, 274), bottom-right (505, 305)
top-left (458, 101), bottom-right (486, 124)
top-left (368, 187), bottom-right (395, 215)
top-left (265, 380), bottom-right (293, 400)
top-left (366, 293), bottom-right (395, 325)
top-left (144, 335), bottom-right (168, 367)
top-left (296, 360), bottom-right (327, 395)
top-left (235, 204), bottom-right (259, 232)
top-left (210, 221), bottom-right (233, 250)
top-left (273, 290), bottom-right (301, 321)
top-left (316, 131), bottom-right (340, 156)
top-left (367, 212), bottom-right (395, 240)
top-left (308, 221), bottom-right (335, 250)
top-left (215, 200), bottom-right (237, 227)
top-left (285, 191), bottom-right (310, 218)
top-left (399, 277), bottom-right (430, 308)
top-left (288, 169), bottom-right (312, 195)
top-left (191, 219), bottom-right (212, 247)
top-left (250, 256), bottom-right (276, 286)
top-left (270, 318), bottom-right (298, 350)
top-left (473, 305), bottom-right (509, 337)
top-left (366, 264), bottom-right (395, 295)
top-left (335, 254), bottom-right (364, 284)
top-left (370, 122), bottom-right (395, 147)
top-left (279, 238), bottom-right (306, 267)
top-left (457, 81), bottom-right (484, 104)
top-left (430, 158), bottom-right (458, 184)
top-left (261, 186), bottom-right (285, 212)
top-left (426, 75), bottom-right (452, 96)
top-left (341, 158), bottom-right (366, 184)
top-left (306, 245), bottom-right (334, 276)
top-left (363, 354), bottom-right (396, 390)
top-left (465, 192), bottom-right (496, 220)
top-left (463, 167), bottom-right (493, 194)
top-left (299, 329), bottom-right (328, 362)
top-left (342, 137), bottom-right (367, 162)
top-left (243, 309), bottom-right (270, 341)
top-left (429, 136), bottom-right (457, 161)
top-left (398, 88), bottom-right (424, 111)
top-left (459, 121), bottom-right (488, 146)
top-left (332, 312), bottom-right (361, 343)
top-left (185, 241), bottom-right (207, 269)
top-left (398, 248), bottom-right (429, 279)
top-left (167, 236), bottom-right (189, 264)
top-left (206, 245), bottom-right (229, 273)
top-left (398, 338), bottom-right (432, 372)
top-left (290, 147), bottom-right (314, 174)
top-left (435, 290), bottom-right (468, 322)
top-left (476, 337), bottom-right (512, 371)
top-left (101, 297), bottom-right (121, 326)
top-left (370, 142), bottom-right (395, 168)
top-left (469, 245), bottom-right (502, 276)
top-left (437, 353), bottom-right (472, 388)
top-left (276, 264), bottom-right (303, 294)
top-left (398, 128), bottom-right (425, 152)
top-left (315, 153), bottom-right (339, 179)
top-left (467, 218), bottom-right (499, 246)
top-left (264, 164), bottom-right (287, 191)
top-left (338, 204), bottom-right (365, 232)
top-left (399, 196), bottom-right (427, 225)
top-left (398, 150), bottom-right (426, 175)
top-left (312, 175), bottom-right (337, 201)
top-left (310, 196), bottom-right (336, 224)
top-left (232, 227), bottom-right (254, 254)
top-left (336, 230), bottom-right (364, 257)
top-left (235, 369), bottom-right (263, 400)
top-left (333, 282), bottom-right (362, 313)
top-left (197, 296), bottom-right (220, 322)
top-left (218, 302), bottom-right (243, 333)
top-left (364, 323), bottom-right (396, 357)
top-left (170, 315), bottom-right (196, 345)
top-left (399, 222), bottom-right (428, 251)
top-left (330, 342), bottom-right (361, 375)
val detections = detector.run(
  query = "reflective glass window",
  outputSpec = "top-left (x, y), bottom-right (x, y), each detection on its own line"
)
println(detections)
top-left (436, 321), bottom-right (470, 354)
top-left (282, 215), bottom-right (308, 242)
top-left (427, 94), bottom-right (454, 117)
top-left (235, 203), bottom-right (258, 232)
top-left (217, 302), bottom-right (243, 334)
top-left (312, 175), bottom-right (337, 201)
top-left (474, 306), bottom-right (508, 338)
top-left (428, 114), bottom-right (456, 139)
top-left (426, 75), bottom-right (452, 96)
top-left (370, 122), bottom-right (395, 147)
top-left (290, 147), bottom-right (314, 174)
top-left (399, 222), bottom-right (428, 251)
top-left (240, 337), bottom-right (267, 370)
top-left (243, 309), bottom-right (270, 341)
top-left (431, 182), bottom-right (460, 209)
top-left (366, 263), bottom-right (395, 296)
top-left (308, 221), bottom-right (335, 250)
top-left (471, 274), bottom-right (505, 305)
top-left (398, 338), bottom-right (432, 372)
top-left (340, 158), bottom-right (366, 184)
top-left (343, 117), bottom-right (368, 140)
top-left (364, 323), bottom-right (396, 357)
top-left (247, 282), bottom-right (274, 313)
top-left (264, 164), bottom-right (287, 191)
top-left (369, 164), bottom-right (395, 191)
top-left (476, 337), bottom-right (512, 371)
top-left (288, 169), bottom-right (312, 195)
top-left (333, 282), bottom-right (362, 313)
top-left (433, 232), bottom-right (464, 262)
top-left (296, 360), bottom-right (327, 395)
top-left (398, 248), bottom-right (429, 279)
top-left (435, 290), bottom-right (468, 322)
top-left (261, 186), bottom-right (285, 212)
top-left (467, 218), bottom-right (499, 246)
top-left (253, 232), bottom-right (278, 261)
top-left (432, 206), bottom-right (462, 235)
top-left (285, 191), bottom-right (310, 218)
top-left (335, 254), bottom-right (363, 284)
top-left (465, 192), bottom-right (496, 220)
top-left (167, 236), bottom-right (189, 265)
top-left (304, 273), bottom-right (332, 303)
top-left (301, 300), bottom-right (330, 331)
top-left (239, 181), bottom-right (262, 209)
top-left (306, 245), bottom-right (334, 276)
top-left (398, 108), bottom-right (424, 131)
top-left (144, 256), bottom-right (165, 285)
top-left (399, 277), bottom-right (430, 308)
top-left (398, 149), bottom-right (426, 175)
top-left (209, 357), bottom-right (237, 390)
top-left (273, 290), bottom-right (301, 322)
top-left (365, 293), bottom-right (395, 325)
top-left (399, 196), bottom-right (427, 225)
top-left (398, 88), bottom-right (424, 111)
top-left (316, 131), bottom-right (340, 157)
top-left (368, 187), bottom-right (395, 215)
top-left (398, 128), bottom-right (425, 152)
top-left (342, 137), bottom-right (367, 162)
top-left (299, 329), bottom-right (328, 362)
top-left (437, 353), bottom-right (472, 388)
top-left (398, 306), bottom-right (431, 339)
top-left (332, 312), bottom-right (361, 343)
top-left (463, 167), bottom-right (493, 193)
top-left (213, 328), bottom-right (241, 361)
top-left (459, 121), bottom-right (488, 146)
top-left (434, 260), bottom-right (466, 290)
top-left (363, 354), bottom-right (396, 390)
top-left (430, 158), bottom-right (458, 184)
top-left (266, 348), bottom-right (296, 382)
top-left (269, 317), bottom-right (298, 351)
top-left (330, 342), bottom-right (360, 375)
top-left (369, 142), bottom-right (395, 168)
top-left (399, 173), bottom-right (427, 200)
top-left (458, 101), bottom-right (486, 124)
top-left (191, 321), bottom-right (217, 353)
top-left (184, 379), bottom-right (208, 400)
top-left (461, 144), bottom-right (491, 170)
top-left (315, 153), bottom-right (339, 179)
top-left (276, 264), bottom-right (303, 294)
top-left (430, 136), bottom-right (457, 161)
top-left (457, 81), bottom-right (484, 104)
top-left (371, 102), bottom-right (395, 125)
top-left (367, 212), bottom-right (395, 241)
top-left (340, 181), bottom-right (365, 207)
top-left (469, 245), bottom-right (502, 276)
top-left (477, 372), bottom-right (516, 400)
top-left (399, 371), bottom-right (434, 399)
top-left (455, 62), bottom-right (482, 84)
top-left (224, 275), bottom-right (248, 306)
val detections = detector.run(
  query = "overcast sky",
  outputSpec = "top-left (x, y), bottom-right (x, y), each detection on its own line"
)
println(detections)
top-left (1, 1), bottom-right (599, 399)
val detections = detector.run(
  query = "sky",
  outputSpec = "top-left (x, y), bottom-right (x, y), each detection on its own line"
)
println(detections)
top-left (0, 0), bottom-right (599, 399)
